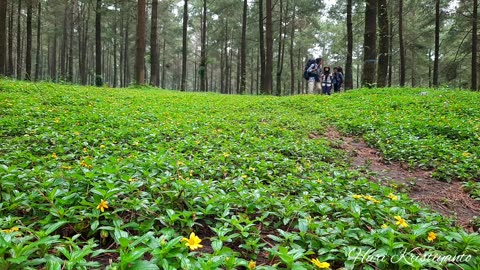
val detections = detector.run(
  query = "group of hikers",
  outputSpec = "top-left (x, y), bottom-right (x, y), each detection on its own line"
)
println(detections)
top-left (303, 57), bottom-right (344, 95)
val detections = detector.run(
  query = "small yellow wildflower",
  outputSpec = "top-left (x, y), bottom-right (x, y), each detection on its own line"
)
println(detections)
top-left (317, 179), bottom-right (323, 184)
top-left (182, 232), bottom-right (203, 250)
top-left (1, 227), bottom-right (19, 233)
top-left (132, 141), bottom-right (139, 146)
top-left (74, 131), bottom-right (80, 136)
top-left (54, 118), bottom-right (60, 123)
top-left (381, 224), bottom-right (388, 229)
top-left (462, 152), bottom-right (471, 157)
top-left (96, 199), bottom-right (109, 212)
top-left (248, 260), bottom-right (256, 269)
top-left (223, 152), bottom-right (230, 158)
top-left (52, 153), bottom-right (57, 159)
top-left (242, 175), bottom-right (248, 179)
top-left (311, 258), bottom-right (330, 269)
top-left (387, 193), bottom-right (398, 200)
top-left (427, 231), bottom-right (437, 242)
top-left (100, 145), bottom-right (106, 149)
top-left (394, 216), bottom-right (409, 228)
top-left (352, 194), bottom-right (363, 199)
top-left (83, 147), bottom-right (88, 153)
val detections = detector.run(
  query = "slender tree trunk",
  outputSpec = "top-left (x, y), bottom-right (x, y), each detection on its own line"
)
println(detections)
top-left (399, 0), bottom-right (406, 86)
top-left (113, 2), bottom-right (118, 87)
top-left (264, 0), bottom-right (273, 94)
top-left (240, 0), bottom-right (247, 94)
top-left (16, 0), bottom-right (22, 80)
top-left (275, 0), bottom-right (284, 96)
top-left (34, 0), bottom-right (41, 81)
top-left (60, 2), bottom-right (68, 80)
top-left (161, 39), bottom-right (165, 88)
top-left (67, 1), bottom-right (74, 82)
top-left (472, 0), bottom-right (478, 90)
top-left (50, 22), bottom-right (57, 81)
top-left (376, 0), bottom-right (388, 87)
top-left (95, 0), bottom-right (102, 86)
top-left (258, 0), bottom-right (266, 93)
top-left (345, 0), bottom-right (353, 90)
top-left (150, 0), bottom-right (159, 87)
top-left (388, 9), bottom-right (393, 87)
top-left (199, 0), bottom-right (207, 91)
top-left (181, 0), bottom-right (188, 90)
top-left (289, 3), bottom-right (295, 95)
top-left (123, 10), bottom-right (130, 87)
top-left (134, 0), bottom-right (146, 85)
top-left (0, 0), bottom-right (7, 75)
top-left (362, 0), bottom-right (377, 87)
top-left (25, 0), bottom-right (33, 80)
top-left (433, 0), bottom-right (440, 87)
top-left (7, 1), bottom-right (14, 76)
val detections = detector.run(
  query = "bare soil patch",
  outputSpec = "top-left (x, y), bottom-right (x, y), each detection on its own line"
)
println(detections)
top-left (316, 127), bottom-right (480, 232)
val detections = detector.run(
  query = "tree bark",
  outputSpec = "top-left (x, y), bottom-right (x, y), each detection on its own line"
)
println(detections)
top-left (112, 1), bottom-right (118, 87)
top-left (151, 0), bottom-right (159, 87)
top-left (50, 22), bottom-right (57, 81)
top-left (7, 1), bottom-right (14, 76)
top-left (95, 0), bottom-right (102, 86)
top-left (199, 0), bottom-right (207, 91)
top-left (134, 0), bottom-right (146, 85)
top-left (433, 0), bottom-right (440, 87)
top-left (345, 0), bottom-right (353, 90)
top-left (362, 0), bottom-right (377, 87)
top-left (399, 0), bottom-right (406, 86)
top-left (275, 0), bottom-right (285, 96)
top-left (289, 3), bottom-right (295, 95)
top-left (472, 0), bottom-right (478, 90)
top-left (376, 0), bottom-right (388, 87)
top-left (264, 0), bottom-right (273, 94)
top-left (388, 7), bottom-right (393, 87)
top-left (16, 0), bottom-right (22, 80)
top-left (240, 0), bottom-right (248, 94)
top-left (258, 0), bottom-right (266, 93)
top-left (0, 0), bottom-right (7, 75)
top-left (34, 0), bottom-right (41, 81)
top-left (181, 0), bottom-right (188, 90)
top-left (67, 0), bottom-right (74, 82)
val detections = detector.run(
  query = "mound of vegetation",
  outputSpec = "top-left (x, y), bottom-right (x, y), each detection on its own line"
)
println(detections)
top-left (0, 80), bottom-right (479, 269)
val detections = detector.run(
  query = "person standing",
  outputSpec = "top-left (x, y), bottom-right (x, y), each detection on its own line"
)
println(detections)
top-left (332, 67), bottom-right (344, 93)
top-left (304, 58), bottom-right (322, 94)
top-left (321, 66), bottom-right (333, 95)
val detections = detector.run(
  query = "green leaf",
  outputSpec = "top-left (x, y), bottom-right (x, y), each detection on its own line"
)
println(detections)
top-left (129, 260), bottom-right (160, 270)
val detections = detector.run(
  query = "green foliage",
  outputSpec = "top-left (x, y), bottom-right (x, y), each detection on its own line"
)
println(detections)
top-left (0, 80), bottom-right (479, 269)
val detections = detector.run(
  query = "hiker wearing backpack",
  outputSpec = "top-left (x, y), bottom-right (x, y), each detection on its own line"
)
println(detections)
top-left (332, 67), bottom-right (344, 93)
top-left (321, 66), bottom-right (333, 95)
top-left (303, 58), bottom-right (322, 94)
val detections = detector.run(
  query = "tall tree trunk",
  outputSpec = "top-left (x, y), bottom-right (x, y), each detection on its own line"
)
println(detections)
top-left (151, 0), bottom-right (159, 87)
top-left (181, 0), bottom-right (188, 90)
top-left (264, 0), bottom-right (273, 94)
top-left (134, 0), bottom-right (146, 85)
top-left (7, 1), bottom-right (14, 76)
top-left (50, 23), bottom-right (57, 81)
top-left (113, 1), bottom-right (118, 87)
top-left (240, 0), bottom-right (247, 94)
top-left (25, 0), bottom-right (32, 80)
top-left (289, 3), bottom-right (295, 95)
top-left (199, 0), bottom-right (207, 91)
top-left (34, 0), bottom-right (41, 81)
top-left (123, 9), bottom-right (130, 87)
top-left (399, 0), bottom-right (406, 86)
top-left (95, 0), bottom-right (102, 86)
top-left (161, 38), bottom-right (165, 88)
top-left (433, 0), bottom-right (440, 87)
top-left (472, 0), bottom-right (478, 90)
top-left (376, 0), bottom-right (388, 87)
top-left (60, 2), bottom-right (68, 80)
top-left (67, 1), bottom-right (74, 82)
top-left (0, 0), bottom-right (7, 75)
top-left (16, 0), bottom-right (22, 80)
top-left (275, 0), bottom-right (284, 96)
top-left (362, 0), bottom-right (377, 87)
top-left (79, 5), bottom-right (89, 85)
top-left (258, 0), bottom-right (266, 93)
top-left (345, 0), bottom-right (353, 90)
top-left (387, 8), bottom-right (393, 87)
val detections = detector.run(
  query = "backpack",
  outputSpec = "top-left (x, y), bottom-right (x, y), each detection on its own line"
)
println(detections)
top-left (303, 59), bottom-right (316, 80)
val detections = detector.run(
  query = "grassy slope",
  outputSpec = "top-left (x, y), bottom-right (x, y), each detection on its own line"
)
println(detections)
top-left (0, 80), bottom-right (479, 270)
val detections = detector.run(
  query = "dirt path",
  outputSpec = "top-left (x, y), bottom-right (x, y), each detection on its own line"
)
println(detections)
top-left (318, 128), bottom-right (480, 232)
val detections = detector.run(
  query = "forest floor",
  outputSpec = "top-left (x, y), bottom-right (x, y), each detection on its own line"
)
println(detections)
top-left (319, 127), bottom-right (480, 232)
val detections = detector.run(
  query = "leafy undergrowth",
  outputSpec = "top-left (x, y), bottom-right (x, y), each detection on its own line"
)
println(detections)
top-left (0, 80), bottom-right (479, 270)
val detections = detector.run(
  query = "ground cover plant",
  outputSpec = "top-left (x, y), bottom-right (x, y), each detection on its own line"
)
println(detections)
top-left (0, 80), bottom-right (479, 270)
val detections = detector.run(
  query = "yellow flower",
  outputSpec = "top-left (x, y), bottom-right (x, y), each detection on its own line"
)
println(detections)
top-left (462, 152), bottom-right (471, 157)
top-left (387, 193), bottom-right (398, 200)
top-left (352, 194), bottom-right (362, 199)
top-left (96, 199), bottom-right (109, 212)
top-left (182, 232), bottom-right (203, 250)
top-left (248, 260), bottom-right (256, 269)
top-left (52, 153), bottom-right (57, 159)
top-left (311, 258), bottom-right (330, 269)
top-left (132, 141), bottom-right (139, 146)
top-left (394, 216), bottom-right (408, 228)
top-left (427, 231), bottom-right (437, 242)
top-left (223, 152), bottom-right (230, 158)
top-left (100, 145), bottom-right (106, 149)
top-left (317, 179), bottom-right (323, 184)
top-left (1, 226), bottom-right (19, 233)
top-left (381, 224), bottom-right (388, 229)
top-left (54, 118), bottom-right (60, 123)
